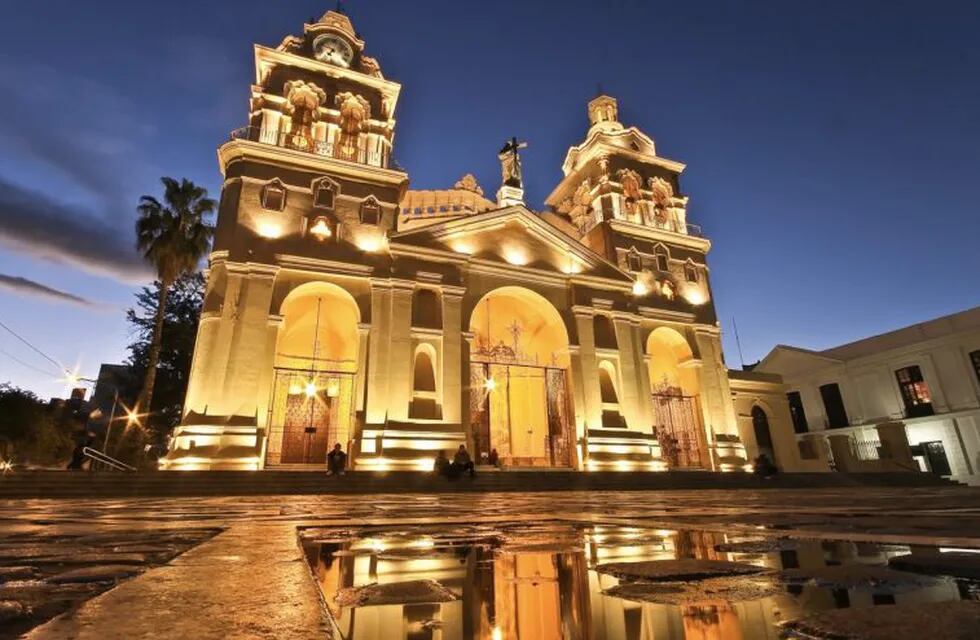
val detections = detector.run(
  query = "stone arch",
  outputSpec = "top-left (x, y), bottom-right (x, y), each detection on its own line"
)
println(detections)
top-left (413, 343), bottom-right (438, 393)
top-left (646, 326), bottom-right (698, 396)
top-left (412, 288), bottom-right (442, 329)
top-left (593, 314), bottom-right (618, 350)
top-left (276, 281), bottom-right (360, 370)
top-left (598, 360), bottom-right (620, 404)
top-left (469, 286), bottom-right (570, 368)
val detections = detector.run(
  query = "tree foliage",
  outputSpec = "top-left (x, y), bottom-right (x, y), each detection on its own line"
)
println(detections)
top-left (134, 177), bottom-right (215, 413)
top-left (125, 272), bottom-right (205, 438)
top-left (0, 384), bottom-right (74, 465)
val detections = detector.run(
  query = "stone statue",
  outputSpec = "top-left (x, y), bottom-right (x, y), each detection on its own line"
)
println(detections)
top-left (283, 80), bottom-right (326, 148)
top-left (335, 92), bottom-right (371, 161)
top-left (498, 137), bottom-right (528, 188)
top-left (454, 174), bottom-right (484, 196)
top-left (569, 179), bottom-right (593, 230)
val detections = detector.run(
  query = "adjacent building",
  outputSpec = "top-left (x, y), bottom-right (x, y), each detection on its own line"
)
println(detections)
top-left (757, 306), bottom-right (980, 484)
top-left (162, 9), bottom-right (811, 472)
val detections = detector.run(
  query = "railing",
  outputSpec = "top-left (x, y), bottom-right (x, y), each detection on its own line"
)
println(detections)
top-left (229, 126), bottom-right (389, 168)
top-left (83, 447), bottom-right (136, 472)
top-left (850, 438), bottom-right (887, 461)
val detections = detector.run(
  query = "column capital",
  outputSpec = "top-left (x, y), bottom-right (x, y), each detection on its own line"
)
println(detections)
top-left (571, 305), bottom-right (596, 319)
top-left (441, 285), bottom-right (467, 299)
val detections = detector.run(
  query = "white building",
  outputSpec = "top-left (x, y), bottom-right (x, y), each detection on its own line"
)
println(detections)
top-left (757, 306), bottom-right (980, 484)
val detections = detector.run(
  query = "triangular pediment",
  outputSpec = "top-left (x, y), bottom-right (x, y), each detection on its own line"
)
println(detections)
top-left (391, 206), bottom-right (632, 281)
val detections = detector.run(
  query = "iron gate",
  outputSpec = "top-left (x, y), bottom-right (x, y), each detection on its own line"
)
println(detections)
top-left (651, 392), bottom-right (705, 468)
top-left (266, 368), bottom-right (355, 465)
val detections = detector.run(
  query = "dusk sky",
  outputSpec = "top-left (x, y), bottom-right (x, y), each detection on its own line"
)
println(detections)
top-left (0, 0), bottom-right (978, 399)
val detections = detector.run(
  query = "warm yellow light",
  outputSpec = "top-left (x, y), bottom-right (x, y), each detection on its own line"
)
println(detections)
top-left (492, 627), bottom-right (503, 640)
top-left (484, 377), bottom-right (497, 391)
top-left (304, 381), bottom-right (317, 398)
top-left (288, 382), bottom-right (303, 396)
top-left (451, 241), bottom-right (474, 255)
top-left (502, 246), bottom-right (528, 266)
top-left (257, 220), bottom-right (283, 239)
top-left (356, 234), bottom-right (387, 253)
top-left (310, 217), bottom-right (332, 240)
top-left (125, 408), bottom-right (141, 428)
top-left (632, 280), bottom-right (648, 296)
top-left (684, 289), bottom-right (706, 305)
top-left (326, 382), bottom-right (340, 397)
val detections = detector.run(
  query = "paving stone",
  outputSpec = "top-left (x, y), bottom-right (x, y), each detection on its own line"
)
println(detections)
top-left (604, 574), bottom-right (780, 604)
top-left (597, 559), bottom-right (767, 582)
top-left (0, 566), bottom-right (38, 582)
top-left (889, 552), bottom-right (980, 579)
top-left (0, 599), bottom-right (29, 622)
top-left (47, 566), bottom-right (143, 584)
top-left (781, 600), bottom-right (980, 640)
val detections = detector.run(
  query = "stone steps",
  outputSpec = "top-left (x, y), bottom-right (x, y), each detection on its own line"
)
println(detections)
top-left (0, 469), bottom-right (960, 499)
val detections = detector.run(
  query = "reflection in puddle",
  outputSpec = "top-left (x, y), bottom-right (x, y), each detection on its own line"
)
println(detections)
top-left (299, 523), bottom-right (976, 639)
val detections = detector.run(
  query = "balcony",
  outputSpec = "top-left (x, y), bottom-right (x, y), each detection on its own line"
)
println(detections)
top-left (229, 126), bottom-right (389, 169)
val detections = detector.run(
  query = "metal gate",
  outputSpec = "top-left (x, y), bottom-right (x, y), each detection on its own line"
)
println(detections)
top-left (651, 392), bottom-right (705, 468)
top-left (470, 363), bottom-right (573, 467)
top-left (266, 368), bottom-right (355, 466)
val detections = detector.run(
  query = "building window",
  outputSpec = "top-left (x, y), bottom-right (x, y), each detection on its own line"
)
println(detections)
top-left (787, 391), bottom-right (808, 434)
top-left (895, 365), bottom-right (934, 418)
top-left (971, 350), bottom-right (980, 387)
top-left (655, 247), bottom-right (669, 272)
top-left (626, 249), bottom-right (642, 272)
top-left (360, 197), bottom-right (381, 225)
top-left (819, 383), bottom-right (849, 428)
top-left (313, 180), bottom-right (337, 210)
top-left (260, 180), bottom-right (286, 211)
top-left (684, 261), bottom-right (698, 283)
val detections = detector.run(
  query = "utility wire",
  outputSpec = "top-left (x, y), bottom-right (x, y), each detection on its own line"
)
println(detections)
top-left (0, 317), bottom-right (69, 375)
top-left (0, 348), bottom-right (62, 378)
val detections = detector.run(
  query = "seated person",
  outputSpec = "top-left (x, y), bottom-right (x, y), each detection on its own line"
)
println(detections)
top-left (452, 444), bottom-right (475, 478)
top-left (326, 443), bottom-right (347, 475)
top-left (433, 450), bottom-right (450, 477)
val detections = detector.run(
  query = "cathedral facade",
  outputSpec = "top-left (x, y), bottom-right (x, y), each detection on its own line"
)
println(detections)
top-left (162, 10), bottom-right (809, 473)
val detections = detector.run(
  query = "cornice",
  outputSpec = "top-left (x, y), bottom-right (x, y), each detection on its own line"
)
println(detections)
top-left (217, 139), bottom-right (409, 188)
top-left (274, 253), bottom-right (373, 277)
top-left (607, 220), bottom-right (712, 252)
top-left (636, 306), bottom-right (698, 323)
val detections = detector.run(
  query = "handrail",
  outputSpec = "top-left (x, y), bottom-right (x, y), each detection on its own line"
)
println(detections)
top-left (83, 447), bottom-right (136, 472)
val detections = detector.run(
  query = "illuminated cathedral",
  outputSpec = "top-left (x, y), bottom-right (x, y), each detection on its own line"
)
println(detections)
top-left (163, 10), bottom-right (813, 473)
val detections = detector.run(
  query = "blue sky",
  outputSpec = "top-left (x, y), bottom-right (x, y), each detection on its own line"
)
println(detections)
top-left (1, 0), bottom-right (978, 399)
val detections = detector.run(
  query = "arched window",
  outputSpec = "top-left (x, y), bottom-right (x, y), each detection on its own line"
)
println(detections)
top-left (412, 289), bottom-right (441, 329)
top-left (654, 245), bottom-right (669, 272)
top-left (626, 248), bottom-right (642, 272)
top-left (752, 406), bottom-right (776, 462)
top-left (593, 314), bottom-right (618, 350)
top-left (413, 350), bottom-right (436, 393)
top-left (685, 261), bottom-right (699, 283)
top-left (359, 197), bottom-right (381, 225)
top-left (313, 178), bottom-right (338, 210)
top-left (261, 180), bottom-right (286, 211)
top-left (599, 361), bottom-right (620, 404)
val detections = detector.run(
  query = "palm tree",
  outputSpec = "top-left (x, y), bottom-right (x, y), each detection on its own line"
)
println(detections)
top-left (135, 177), bottom-right (216, 422)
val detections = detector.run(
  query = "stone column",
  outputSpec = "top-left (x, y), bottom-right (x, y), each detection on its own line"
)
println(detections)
top-left (183, 311), bottom-right (221, 417)
top-left (875, 421), bottom-right (916, 471)
top-left (572, 307), bottom-right (603, 432)
top-left (218, 264), bottom-right (279, 419)
top-left (354, 324), bottom-right (370, 413)
top-left (462, 332), bottom-right (476, 453)
top-left (386, 280), bottom-right (416, 421)
top-left (365, 280), bottom-right (392, 425)
top-left (693, 328), bottom-right (741, 470)
top-left (827, 434), bottom-right (857, 472)
top-left (441, 287), bottom-right (466, 424)
top-left (611, 313), bottom-right (648, 430)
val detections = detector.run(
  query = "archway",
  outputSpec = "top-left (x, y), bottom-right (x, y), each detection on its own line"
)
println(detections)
top-left (646, 327), bottom-right (706, 468)
top-left (409, 344), bottom-right (440, 419)
top-left (751, 405), bottom-right (776, 464)
top-left (469, 287), bottom-right (573, 467)
top-left (268, 282), bottom-right (360, 465)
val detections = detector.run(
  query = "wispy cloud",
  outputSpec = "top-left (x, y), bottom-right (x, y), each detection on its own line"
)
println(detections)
top-left (0, 272), bottom-right (99, 308)
top-left (0, 178), bottom-right (152, 283)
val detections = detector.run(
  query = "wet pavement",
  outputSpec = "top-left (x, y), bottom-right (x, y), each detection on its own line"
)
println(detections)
top-left (0, 486), bottom-right (978, 639)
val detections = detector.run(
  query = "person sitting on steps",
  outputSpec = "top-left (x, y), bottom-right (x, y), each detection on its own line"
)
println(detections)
top-left (433, 450), bottom-right (450, 477)
top-left (453, 444), bottom-right (475, 478)
top-left (326, 443), bottom-right (347, 476)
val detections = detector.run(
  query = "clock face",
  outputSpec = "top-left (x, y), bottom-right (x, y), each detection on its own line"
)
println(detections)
top-left (314, 34), bottom-right (354, 68)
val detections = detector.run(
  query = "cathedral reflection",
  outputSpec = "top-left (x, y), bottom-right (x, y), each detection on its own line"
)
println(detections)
top-left (302, 524), bottom-right (968, 640)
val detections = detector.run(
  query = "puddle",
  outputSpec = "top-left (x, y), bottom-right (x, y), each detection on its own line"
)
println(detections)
top-left (299, 522), bottom-right (978, 639)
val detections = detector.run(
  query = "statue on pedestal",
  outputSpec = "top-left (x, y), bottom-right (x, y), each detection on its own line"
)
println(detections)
top-left (498, 137), bottom-right (528, 188)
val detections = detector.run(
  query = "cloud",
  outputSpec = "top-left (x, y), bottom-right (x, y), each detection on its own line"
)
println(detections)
top-left (0, 273), bottom-right (101, 308)
top-left (0, 178), bottom-right (153, 283)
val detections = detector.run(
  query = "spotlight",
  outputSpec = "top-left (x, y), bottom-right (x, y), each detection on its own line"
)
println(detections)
top-left (484, 377), bottom-right (496, 391)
